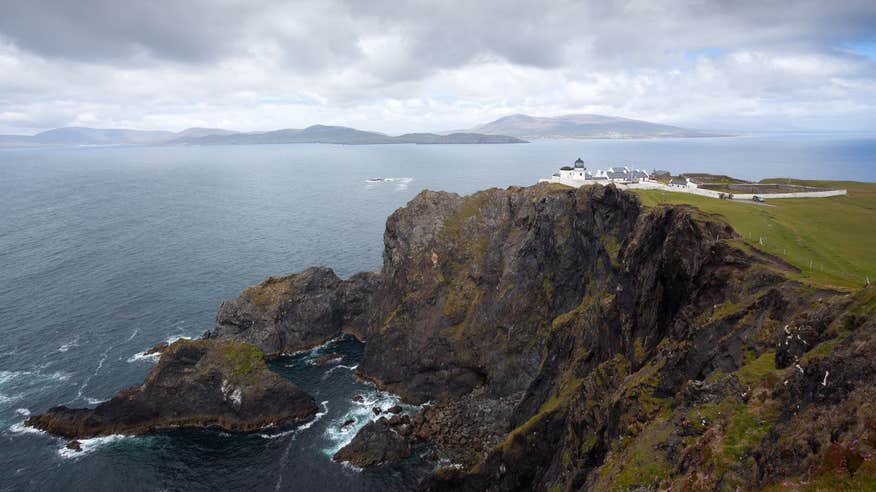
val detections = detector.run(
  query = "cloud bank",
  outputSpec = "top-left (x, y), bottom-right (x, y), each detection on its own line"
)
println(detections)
top-left (1, 0), bottom-right (875, 134)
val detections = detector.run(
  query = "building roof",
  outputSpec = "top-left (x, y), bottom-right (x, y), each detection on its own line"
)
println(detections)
top-left (560, 166), bottom-right (574, 171)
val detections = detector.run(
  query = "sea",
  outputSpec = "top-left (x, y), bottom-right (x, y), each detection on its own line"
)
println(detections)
top-left (1, 134), bottom-right (874, 491)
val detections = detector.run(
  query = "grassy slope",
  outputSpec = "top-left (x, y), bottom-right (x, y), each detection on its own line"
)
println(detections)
top-left (632, 179), bottom-right (876, 289)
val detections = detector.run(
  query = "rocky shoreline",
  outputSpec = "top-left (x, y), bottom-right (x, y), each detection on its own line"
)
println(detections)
top-left (28, 183), bottom-right (876, 489)
top-left (27, 339), bottom-right (318, 440)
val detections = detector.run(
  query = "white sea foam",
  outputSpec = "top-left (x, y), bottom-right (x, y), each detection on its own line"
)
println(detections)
top-left (126, 351), bottom-right (161, 363)
top-left (321, 389), bottom-right (415, 457)
top-left (57, 434), bottom-right (131, 459)
top-left (8, 421), bottom-right (44, 435)
top-left (321, 364), bottom-right (358, 379)
top-left (259, 401), bottom-right (328, 439)
top-left (364, 176), bottom-right (413, 191)
top-left (1, 370), bottom-right (71, 391)
top-left (58, 337), bottom-right (80, 353)
top-left (84, 397), bottom-right (107, 405)
top-left (339, 461), bottom-right (363, 472)
top-left (126, 334), bottom-right (192, 363)
top-left (0, 392), bottom-right (22, 404)
top-left (15, 408), bottom-right (30, 417)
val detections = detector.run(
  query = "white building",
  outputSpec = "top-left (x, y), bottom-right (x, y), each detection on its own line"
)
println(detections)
top-left (668, 177), bottom-right (698, 189)
top-left (541, 158), bottom-right (651, 187)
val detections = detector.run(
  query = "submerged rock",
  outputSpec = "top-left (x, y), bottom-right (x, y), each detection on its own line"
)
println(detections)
top-left (313, 352), bottom-right (342, 365)
top-left (27, 339), bottom-right (318, 439)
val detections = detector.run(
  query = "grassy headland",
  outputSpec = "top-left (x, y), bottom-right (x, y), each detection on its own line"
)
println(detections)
top-left (633, 179), bottom-right (876, 289)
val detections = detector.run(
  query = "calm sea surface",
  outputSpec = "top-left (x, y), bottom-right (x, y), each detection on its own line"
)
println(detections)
top-left (1, 135), bottom-right (874, 491)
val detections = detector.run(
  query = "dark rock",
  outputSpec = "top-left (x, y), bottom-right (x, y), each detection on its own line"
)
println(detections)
top-left (211, 267), bottom-right (381, 355)
top-left (66, 440), bottom-right (82, 452)
top-left (372, 407), bottom-right (381, 415)
top-left (386, 405), bottom-right (402, 414)
top-left (340, 419), bottom-right (355, 430)
top-left (143, 342), bottom-right (168, 357)
top-left (333, 420), bottom-right (412, 467)
top-left (352, 394), bottom-right (364, 403)
top-left (313, 352), bottom-right (342, 365)
top-left (26, 339), bottom-right (318, 439)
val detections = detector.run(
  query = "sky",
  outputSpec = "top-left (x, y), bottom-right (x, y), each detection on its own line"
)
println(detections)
top-left (1, 0), bottom-right (875, 135)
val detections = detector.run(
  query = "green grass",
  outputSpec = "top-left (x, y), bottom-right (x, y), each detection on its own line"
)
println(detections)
top-left (633, 179), bottom-right (876, 289)
top-left (220, 342), bottom-right (265, 377)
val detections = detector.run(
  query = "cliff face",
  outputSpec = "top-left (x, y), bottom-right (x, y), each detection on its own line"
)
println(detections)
top-left (212, 267), bottom-right (380, 355)
top-left (210, 183), bottom-right (875, 490)
top-left (363, 184), bottom-right (641, 403)
top-left (27, 340), bottom-right (318, 439)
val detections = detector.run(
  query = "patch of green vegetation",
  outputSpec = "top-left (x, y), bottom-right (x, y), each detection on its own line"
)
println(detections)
top-left (597, 416), bottom-right (674, 491)
top-left (632, 338), bottom-right (646, 365)
top-left (603, 235), bottom-right (621, 265)
top-left (759, 459), bottom-right (876, 491)
top-left (851, 287), bottom-right (876, 316)
top-left (442, 277), bottom-right (478, 322)
top-left (736, 350), bottom-right (777, 387)
top-left (800, 338), bottom-right (841, 364)
top-left (712, 300), bottom-right (744, 320)
top-left (220, 342), bottom-right (265, 377)
top-left (723, 405), bottom-right (779, 462)
top-left (242, 276), bottom-right (294, 309)
top-left (542, 274), bottom-right (555, 305)
top-left (633, 179), bottom-right (876, 289)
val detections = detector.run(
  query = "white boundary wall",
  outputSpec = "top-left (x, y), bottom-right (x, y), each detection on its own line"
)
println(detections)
top-left (539, 177), bottom-right (847, 201)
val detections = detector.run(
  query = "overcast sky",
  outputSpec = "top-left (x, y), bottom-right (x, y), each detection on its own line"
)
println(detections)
top-left (1, 0), bottom-right (875, 134)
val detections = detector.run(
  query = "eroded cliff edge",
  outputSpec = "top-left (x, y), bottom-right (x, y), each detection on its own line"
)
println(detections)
top-left (209, 183), bottom-right (876, 490)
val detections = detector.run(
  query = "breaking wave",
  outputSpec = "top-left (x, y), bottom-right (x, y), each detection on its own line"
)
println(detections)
top-left (364, 176), bottom-right (413, 191)
top-left (57, 434), bottom-right (135, 459)
top-left (259, 401), bottom-right (328, 439)
top-left (321, 388), bottom-right (415, 458)
top-left (126, 334), bottom-right (192, 363)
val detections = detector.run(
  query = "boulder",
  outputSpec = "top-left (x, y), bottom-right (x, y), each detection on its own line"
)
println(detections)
top-left (333, 420), bottom-right (412, 467)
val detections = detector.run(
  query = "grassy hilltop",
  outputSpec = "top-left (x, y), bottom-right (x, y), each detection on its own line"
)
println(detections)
top-left (633, 179), bottom-right (876, 289)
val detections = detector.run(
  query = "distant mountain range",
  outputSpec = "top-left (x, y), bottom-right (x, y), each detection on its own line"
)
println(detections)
top-left (0, 125), bottom-right (525, 147)
top-left (0, 114), bottom-right (726, 148)
top-left (462, 114), bottom-right (727, 139)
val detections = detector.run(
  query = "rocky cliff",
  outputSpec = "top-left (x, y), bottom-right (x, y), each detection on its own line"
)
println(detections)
top-left (27, 339), bottom-right (318, 440)
top-left (212, 182), bottom-right (876, 490)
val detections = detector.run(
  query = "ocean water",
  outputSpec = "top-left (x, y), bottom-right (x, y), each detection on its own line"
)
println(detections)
top-left (0, 134), bottom-right (874, 491)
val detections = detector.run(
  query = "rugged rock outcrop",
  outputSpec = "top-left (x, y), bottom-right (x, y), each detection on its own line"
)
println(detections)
top-left (27, 339), bottom-right (318, 439)
top-left (334, 417), bottom-right (413, 467)
top-left (211, 267), bottom-right (380, 355)
top-left (206, 183), bottom-right (874, 490)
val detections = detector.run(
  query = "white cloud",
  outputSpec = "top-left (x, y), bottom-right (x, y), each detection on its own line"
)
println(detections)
top-left (0, 0), bottom-right (875, 134)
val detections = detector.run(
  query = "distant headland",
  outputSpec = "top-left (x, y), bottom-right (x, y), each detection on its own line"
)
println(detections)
top-left (0, 114), bottom-right (728, 148)
top-left (0, 124), bottom-right (524, 147)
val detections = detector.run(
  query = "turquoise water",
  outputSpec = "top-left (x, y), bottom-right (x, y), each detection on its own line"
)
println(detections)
top-left (0, 135), bottom-right (874, 491)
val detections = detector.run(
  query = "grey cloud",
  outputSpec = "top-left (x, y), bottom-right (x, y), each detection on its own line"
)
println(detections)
top-left (0, 0), bottom-right (262, 63)
top-left (0, 0), bottom-right (875, 133)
